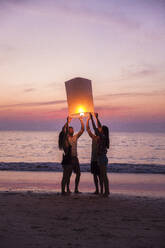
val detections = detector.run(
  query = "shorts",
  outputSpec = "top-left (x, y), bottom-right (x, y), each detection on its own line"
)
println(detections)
top-left (91, 161), bottom-right (100, 175)
top-left (71, 157), bottom-right (80, 174)
top-left (61, 153), bottom-right (71, 166)
top-left (62, 163), bottom-right (73, 172)
top-left (97, 155), bottom-right (108, 168)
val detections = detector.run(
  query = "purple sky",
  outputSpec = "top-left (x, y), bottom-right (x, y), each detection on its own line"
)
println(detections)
top-left (0, 0), bottom-right (165, 131)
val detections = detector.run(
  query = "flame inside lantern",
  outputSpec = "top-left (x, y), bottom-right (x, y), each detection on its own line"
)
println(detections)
top-left (77, 106), bottom-right (85, 116)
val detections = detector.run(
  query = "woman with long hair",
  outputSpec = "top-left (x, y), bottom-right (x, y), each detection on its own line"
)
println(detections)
top-left (91, 113), bottom-right (110, 197)
top-left (86, 114), bottom-right (103, 194)
top-left (58, 117), bottom-right (72, 195)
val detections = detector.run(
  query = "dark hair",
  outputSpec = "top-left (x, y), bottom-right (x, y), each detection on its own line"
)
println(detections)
top-left (102, 125), bottom-right (109, 149)
top-left (58, 130), bottom-right (65, 150)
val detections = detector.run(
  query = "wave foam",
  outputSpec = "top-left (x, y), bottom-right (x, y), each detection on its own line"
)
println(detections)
top-left (0, 162), bottom-right (165, 174)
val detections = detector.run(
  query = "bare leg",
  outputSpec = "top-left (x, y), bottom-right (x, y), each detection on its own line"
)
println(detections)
top-left (103, 172), bottom-right (109, 196)
top-left (62, 165), bottom-right (72, 194)
top-left (93, 174), bottom-right (99, 194)
top-left (61, 168), bottom-right (67, 194)
top-left (67, 170), bottom-right (72, 193)
top-left (98, 156), bottom-right (109, 197)
top-left (101, 166), bottom-right (109, 196)
top-left (99, 175), bottom-right (103, 194)
top-left (74, 170), bottom-right (81, 193)
top-left (99, 164), bottom-right (104, 194)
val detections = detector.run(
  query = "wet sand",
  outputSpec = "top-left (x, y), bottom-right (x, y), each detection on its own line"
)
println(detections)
top-left (0, 192), bottom-right (165, 248)
top-left (0, 171), bottom-right (165, 198)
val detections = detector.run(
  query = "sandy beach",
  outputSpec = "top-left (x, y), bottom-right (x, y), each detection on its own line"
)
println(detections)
top-left (0, 192), bottom-right (165, 248)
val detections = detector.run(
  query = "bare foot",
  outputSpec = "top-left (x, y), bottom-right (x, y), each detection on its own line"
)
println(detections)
top-left (103, 192), bottom-right (110, 197)
top-left (61, 191), bottom-right (67, 196)
top-left (74, 190), bottom-right (82, 194)
top-left (93, 191), bottom-right (99, 195)
top-left (67, 190), bottom-right (72, 194)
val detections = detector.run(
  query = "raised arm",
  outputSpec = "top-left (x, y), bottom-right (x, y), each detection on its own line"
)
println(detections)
top-left (62, 122), bottom-right (67, 132)
top-left (76, 116), bottom-right (85, 138)
top-left (90, 113), bottom-right (99, 135)
top-left (95, 113), bottom-right (102, 133)
top-left (62, 116), bottom-right (71, 135)
top-left (86, 115), bottom-right (95, 139)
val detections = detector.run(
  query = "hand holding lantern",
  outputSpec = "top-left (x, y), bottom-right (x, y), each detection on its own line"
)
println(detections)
top-left (79, 115), bottom-right (84, 122)
top-left (94, 113), bottom-right (98, 119)
top-left (89, 113), bottom-right (93, 119)
top-left (67, 116), bottom-right (72, 123)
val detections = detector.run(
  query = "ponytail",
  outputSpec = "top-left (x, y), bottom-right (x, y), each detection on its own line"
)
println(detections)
top-left (102, 125), bottom-right (110, 149)
top-left (58, 131), bottom-right (65, 150)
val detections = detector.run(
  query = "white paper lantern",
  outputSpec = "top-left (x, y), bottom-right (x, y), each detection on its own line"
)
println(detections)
top-left (65, 77), bottom-right (94, 117)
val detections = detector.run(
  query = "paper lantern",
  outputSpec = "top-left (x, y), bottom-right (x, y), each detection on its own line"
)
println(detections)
top-left (65, 77), bottom-right (94, 117)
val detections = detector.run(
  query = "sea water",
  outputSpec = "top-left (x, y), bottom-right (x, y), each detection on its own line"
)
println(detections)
top-left (0, 131), bottom-right (165, 197)
top-left (0, 131), bottom-right (165, 173)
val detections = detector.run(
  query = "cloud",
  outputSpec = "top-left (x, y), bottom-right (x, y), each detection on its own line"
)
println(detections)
top-left (95, 90), bottom-right (165, 100)
top-left (0, 99), bottom-right (66, 108)
top-left (115, 65), bottom-right (158, 82)
top-left (127, 68), bottom-right (157, 79)
top-left (1, 88), bottom-right (164, 110)
top-left (53, 0), bottom-right (141, 30)
top-left (0, 104), bottom-right (135, 122)
top-left (1, 0), bottom-right (165, 33)
top-left (94, 105), bottom-right (135, 118)
top-left (24, 88), bottom-right (36, 93)
top-left (0, 0), bottom-right (30, 6)
top-left (0, 0), bottom-right (141, 30)
top-left (47, 82), bottom-right (59, 88)
top-left (95, 105), bottom-right (133, 111)
top-left (0, 0), bottom-right (34, 19)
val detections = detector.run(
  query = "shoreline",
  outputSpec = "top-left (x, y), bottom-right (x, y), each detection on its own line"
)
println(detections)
top-left (1, 192), bottom-right (165, 248)
top-left (0, 190), bottom-right (165, 200)
top-left (0, 162), bottom-right (165, 174)
top-left (0, 171), bottom-right (165, 198)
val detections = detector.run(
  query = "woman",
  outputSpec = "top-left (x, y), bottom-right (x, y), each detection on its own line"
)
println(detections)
top-left (86, 114), bottom-right (103, 194)
top-left (58, 117), bottom-right (72, 195)
top-left (91, 113), bottom-right (110, 197)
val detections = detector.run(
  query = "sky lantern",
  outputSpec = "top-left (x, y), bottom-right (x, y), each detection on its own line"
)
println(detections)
top-left (65, 77), bottom-right (94, 117)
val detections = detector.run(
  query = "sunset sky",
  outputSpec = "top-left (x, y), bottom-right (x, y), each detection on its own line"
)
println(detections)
top-left (0, 0), bottom-right (165, 131)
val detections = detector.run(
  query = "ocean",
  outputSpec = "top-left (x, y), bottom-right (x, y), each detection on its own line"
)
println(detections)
top-left (0, 131), bottom-right (165, 174)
